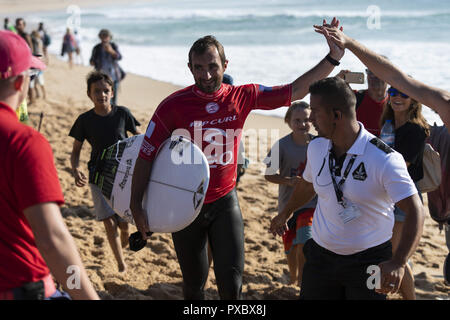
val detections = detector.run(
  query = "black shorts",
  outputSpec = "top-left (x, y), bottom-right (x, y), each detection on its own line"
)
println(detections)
top-left (300, 239), bottom-right (392, 300)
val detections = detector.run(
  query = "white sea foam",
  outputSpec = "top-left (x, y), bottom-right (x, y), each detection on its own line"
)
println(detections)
top-left (46, 37), bottom-right (447, 126)
top-left (37, 0), bottom-right (449, 126)
top-left (84, 6), bottom-right (448, 21)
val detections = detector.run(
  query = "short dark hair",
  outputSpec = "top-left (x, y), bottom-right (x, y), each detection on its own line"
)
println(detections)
top-left (188, 35), bottom-right (226, 67)
top-left (99, 29), bottom-right (112, 39)
top-left (86, 71), bottom-right (114, 93)
top-left (309, 77), bottom-right (356, 117)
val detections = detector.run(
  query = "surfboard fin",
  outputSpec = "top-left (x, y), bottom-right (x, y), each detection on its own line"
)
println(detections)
top-left (193, 180), bottom-right (205, 210)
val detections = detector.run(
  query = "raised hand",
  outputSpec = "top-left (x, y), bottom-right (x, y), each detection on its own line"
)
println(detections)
top-left (313, 17), bottom-right (346, 61)
top-left (314, 21), bottom-right (350, 52)
top-left (102, 42), bottom-right (117, 56)
top-left (335, 69), bottom-right (351, 80)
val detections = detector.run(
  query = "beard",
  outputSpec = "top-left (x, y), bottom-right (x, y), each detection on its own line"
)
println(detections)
top-left (196, 78), bottom-right (222, 94)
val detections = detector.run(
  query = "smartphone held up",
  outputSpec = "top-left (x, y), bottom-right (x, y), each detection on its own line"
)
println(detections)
top-left (344, 72), bottom-right (365, 84)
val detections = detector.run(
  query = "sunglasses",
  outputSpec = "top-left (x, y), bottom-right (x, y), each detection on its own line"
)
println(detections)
top-left (388, 87), bottom-right (409, 98)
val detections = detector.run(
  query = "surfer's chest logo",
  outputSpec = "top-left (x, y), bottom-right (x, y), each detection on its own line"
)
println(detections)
top-left (205, 102), bottom-right (220, 114)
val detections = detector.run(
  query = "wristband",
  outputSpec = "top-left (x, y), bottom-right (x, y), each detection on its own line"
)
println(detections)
top-left (325, 54), bottom-right (340, 66)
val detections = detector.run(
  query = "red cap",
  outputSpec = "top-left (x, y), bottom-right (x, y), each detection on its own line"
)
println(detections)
top-left (0, 30), bottom-right (46, 79)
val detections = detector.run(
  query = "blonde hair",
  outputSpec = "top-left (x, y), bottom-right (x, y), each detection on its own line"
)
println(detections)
top-left (380, 96), bottom-right (430, 136)
top-left (284, 100), bottom-right (310, 123)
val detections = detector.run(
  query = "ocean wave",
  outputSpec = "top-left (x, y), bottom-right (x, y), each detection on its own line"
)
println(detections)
top-left (92, 8), bottom-right (450, 21)
top-left (46, 36), bottom-right (447, 126)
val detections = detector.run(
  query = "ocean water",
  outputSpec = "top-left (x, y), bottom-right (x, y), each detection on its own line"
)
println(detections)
top-left (25, 0), bottom-right (450, 125)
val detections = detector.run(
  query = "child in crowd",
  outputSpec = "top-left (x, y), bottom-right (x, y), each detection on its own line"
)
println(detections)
top-left (69, 71), bottom-right (140, 272)
top-left (264, 101), bottom-right (317, 287)
top-left (90, 29), bottom-right (123, 106)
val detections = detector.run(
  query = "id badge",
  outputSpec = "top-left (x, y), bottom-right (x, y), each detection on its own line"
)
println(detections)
top-left (338, 203), bottom-right (362, 224)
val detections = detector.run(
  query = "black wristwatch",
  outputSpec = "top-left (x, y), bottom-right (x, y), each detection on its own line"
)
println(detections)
top-left (325, 54), bottom-right (340, 66)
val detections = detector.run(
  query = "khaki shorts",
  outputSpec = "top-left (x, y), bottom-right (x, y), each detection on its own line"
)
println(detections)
top-left (89, 184), bottom-right (116, 221)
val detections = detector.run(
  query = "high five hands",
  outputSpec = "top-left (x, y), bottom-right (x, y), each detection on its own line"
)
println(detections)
top-left (314, 17), bottom-right (350, 52)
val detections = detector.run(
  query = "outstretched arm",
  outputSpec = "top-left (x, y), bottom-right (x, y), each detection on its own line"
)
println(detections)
top-left (265, 174), bottom-right (301, 187)
top-left (291, 17), bottom-right (345, 101)
top-left (269, 177), bottom-right (315, 236)
top-left (314, 26), bottom-right (450, 130)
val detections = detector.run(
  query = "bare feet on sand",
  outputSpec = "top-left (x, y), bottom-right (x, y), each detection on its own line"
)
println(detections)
top-left (118, 262), bottom-right (127, 273)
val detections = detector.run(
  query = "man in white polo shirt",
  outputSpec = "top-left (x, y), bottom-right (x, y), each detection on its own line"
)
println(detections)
top-left (269, 77), bottom-right (424, 300)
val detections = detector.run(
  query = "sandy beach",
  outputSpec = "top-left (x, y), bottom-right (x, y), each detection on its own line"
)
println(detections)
top-left (3, 0), bottom-right (449, 300)
top-left (19, 54), bottom-right (446, 300)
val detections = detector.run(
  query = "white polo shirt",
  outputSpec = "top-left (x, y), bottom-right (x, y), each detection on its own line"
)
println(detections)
top-left (303, 123), bottom-right (417, 255)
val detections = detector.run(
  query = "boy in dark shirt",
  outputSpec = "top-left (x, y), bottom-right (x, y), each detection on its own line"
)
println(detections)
top-left (69, 71), bottom-right (140, 272)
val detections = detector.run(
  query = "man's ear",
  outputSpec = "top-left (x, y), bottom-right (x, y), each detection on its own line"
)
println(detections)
top-left (334, 110), bottom-right (342, 120)
top-left (223, 59), bottom-right (228, 71)
top-left (13, 75), bottom-right (25, 91)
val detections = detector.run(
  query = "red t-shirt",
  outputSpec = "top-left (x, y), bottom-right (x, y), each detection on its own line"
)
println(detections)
top-left (139, 83), bottom-right (292, 203)
top-left (0, 102), bottom-right (64, 291)
top-left (355, 90), bottom-right (388, 136)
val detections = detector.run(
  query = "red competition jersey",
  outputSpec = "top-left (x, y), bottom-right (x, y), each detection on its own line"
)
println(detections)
top-left (139, 83), bottom-right (292, 203)
top-left (0, 102), bottom-right (64, 291)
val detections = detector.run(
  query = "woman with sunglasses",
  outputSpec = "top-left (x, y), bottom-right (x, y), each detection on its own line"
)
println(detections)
top-left (380, 87), bottom-right (430, 299)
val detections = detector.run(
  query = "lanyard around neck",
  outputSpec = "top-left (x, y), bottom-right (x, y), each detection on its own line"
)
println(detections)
top-left (328, 153), bottom-right (357, 207)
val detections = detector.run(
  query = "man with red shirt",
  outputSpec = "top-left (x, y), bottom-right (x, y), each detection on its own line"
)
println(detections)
top-left (0, 30), bottom-right (98, 300)
top-left (338, 68), bottom-right (388, 136)
top-left (131, 18), bottom-right (345, 300)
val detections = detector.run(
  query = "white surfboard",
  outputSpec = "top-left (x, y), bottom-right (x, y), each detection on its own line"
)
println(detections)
top-left (93, 134), bottom-right (209, 233)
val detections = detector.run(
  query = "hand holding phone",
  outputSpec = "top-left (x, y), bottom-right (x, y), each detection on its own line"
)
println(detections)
top-left (344, 72), bottom-right (365, 84)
